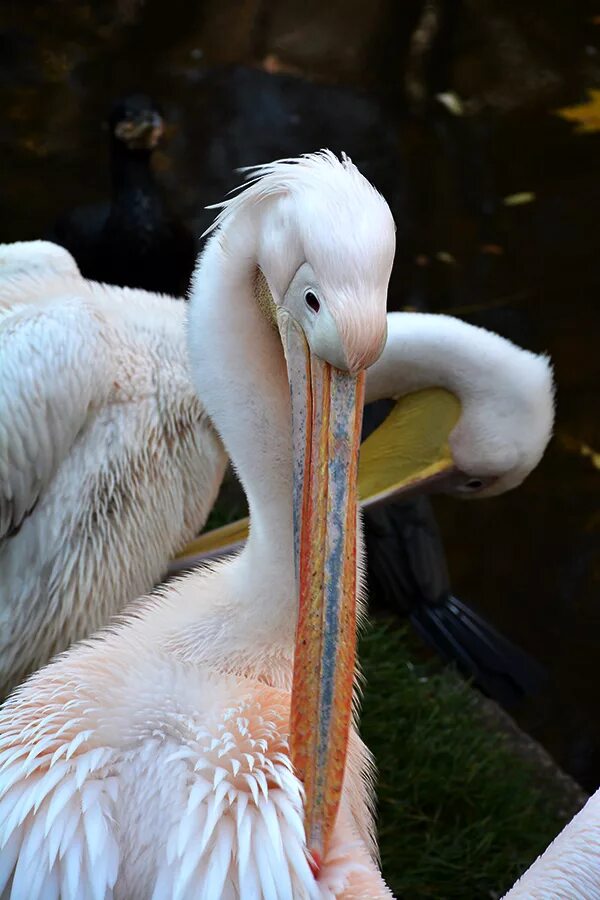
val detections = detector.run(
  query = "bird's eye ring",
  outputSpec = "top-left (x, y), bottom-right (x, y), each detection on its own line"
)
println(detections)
top-left (464, 478), bottom-right (483, 490)
top-left (305, 291), bottom-right (320, 314)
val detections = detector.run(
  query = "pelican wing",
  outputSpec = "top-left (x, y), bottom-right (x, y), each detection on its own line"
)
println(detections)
top-left (0, 296), bottom-right (113, 542)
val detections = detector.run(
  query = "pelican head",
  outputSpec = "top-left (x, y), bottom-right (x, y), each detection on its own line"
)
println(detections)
top-left (207, 150), bottom-right (395, 372)
top-left (445, 331), bottom-right (555, 498)
top-left (355, 312), bottom-right (555, 508)
top-left (196, 151), bottom-right (396, 867)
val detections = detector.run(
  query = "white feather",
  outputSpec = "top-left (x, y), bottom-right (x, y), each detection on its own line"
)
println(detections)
top-left (0, 247), bottom-right (226, 697)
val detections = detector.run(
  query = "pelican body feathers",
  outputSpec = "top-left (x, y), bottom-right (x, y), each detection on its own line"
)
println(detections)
top-left (0, 253), bottom-right (225, 696)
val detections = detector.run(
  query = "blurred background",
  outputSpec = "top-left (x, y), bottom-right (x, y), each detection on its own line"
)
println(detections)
top-left (1, 0), bottom-right (598, 895)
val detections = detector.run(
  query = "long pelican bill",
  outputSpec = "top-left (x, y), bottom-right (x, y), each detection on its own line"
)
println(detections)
top-left (170, 387), bottom-right (462, 572)
top-left (279, 311), bottom-right (364, 869)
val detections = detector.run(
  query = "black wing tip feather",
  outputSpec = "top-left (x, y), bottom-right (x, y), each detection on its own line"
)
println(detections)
top-left (409, 594), bottom-right (547, 708)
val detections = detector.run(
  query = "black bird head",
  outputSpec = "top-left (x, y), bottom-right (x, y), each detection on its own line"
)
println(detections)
top-left (109, 94), bottom-right (164, 152)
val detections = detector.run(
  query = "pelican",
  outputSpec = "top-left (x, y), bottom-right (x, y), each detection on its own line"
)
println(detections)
top-left (0, 246), bottom-right (226, 696)
top-left (0, 151), bottom-right (394, 898)
top-left (0, 153), bottom-right (553, 899)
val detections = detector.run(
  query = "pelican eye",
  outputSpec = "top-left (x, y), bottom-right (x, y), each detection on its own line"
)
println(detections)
top-left (461, 478), bottom-right (484, 492)
top-left (304, 290), bottom-right (320, 314)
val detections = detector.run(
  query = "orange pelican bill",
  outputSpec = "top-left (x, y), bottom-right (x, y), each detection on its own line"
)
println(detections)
top-left (279, 311), bottom-right (365, 869)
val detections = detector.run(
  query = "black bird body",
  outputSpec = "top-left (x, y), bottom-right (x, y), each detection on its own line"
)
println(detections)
top-left (50, 95), bottom-right (196, 297)
top-left (362, 400), bottom-right (545, 707)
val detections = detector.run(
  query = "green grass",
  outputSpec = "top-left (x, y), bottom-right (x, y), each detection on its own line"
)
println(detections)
top-left (359, 622), bottom-right (571, 899)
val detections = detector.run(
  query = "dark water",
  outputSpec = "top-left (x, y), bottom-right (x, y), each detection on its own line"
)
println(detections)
top-left (1, 0), bottom-right (599, 787)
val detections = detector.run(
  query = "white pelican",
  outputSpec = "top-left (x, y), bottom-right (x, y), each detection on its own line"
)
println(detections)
top-left (0, 151), bottom-right (395, 899)
top-left (0, 247), bottom-right (226, 696)
top-left (0, 153), bottom-right (553, 899)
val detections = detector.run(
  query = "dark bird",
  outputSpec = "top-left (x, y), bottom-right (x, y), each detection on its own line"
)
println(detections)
top-left (49, 94), bottom-right (197, 296)
top-left (361, 398), bottom-right (546, 707)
